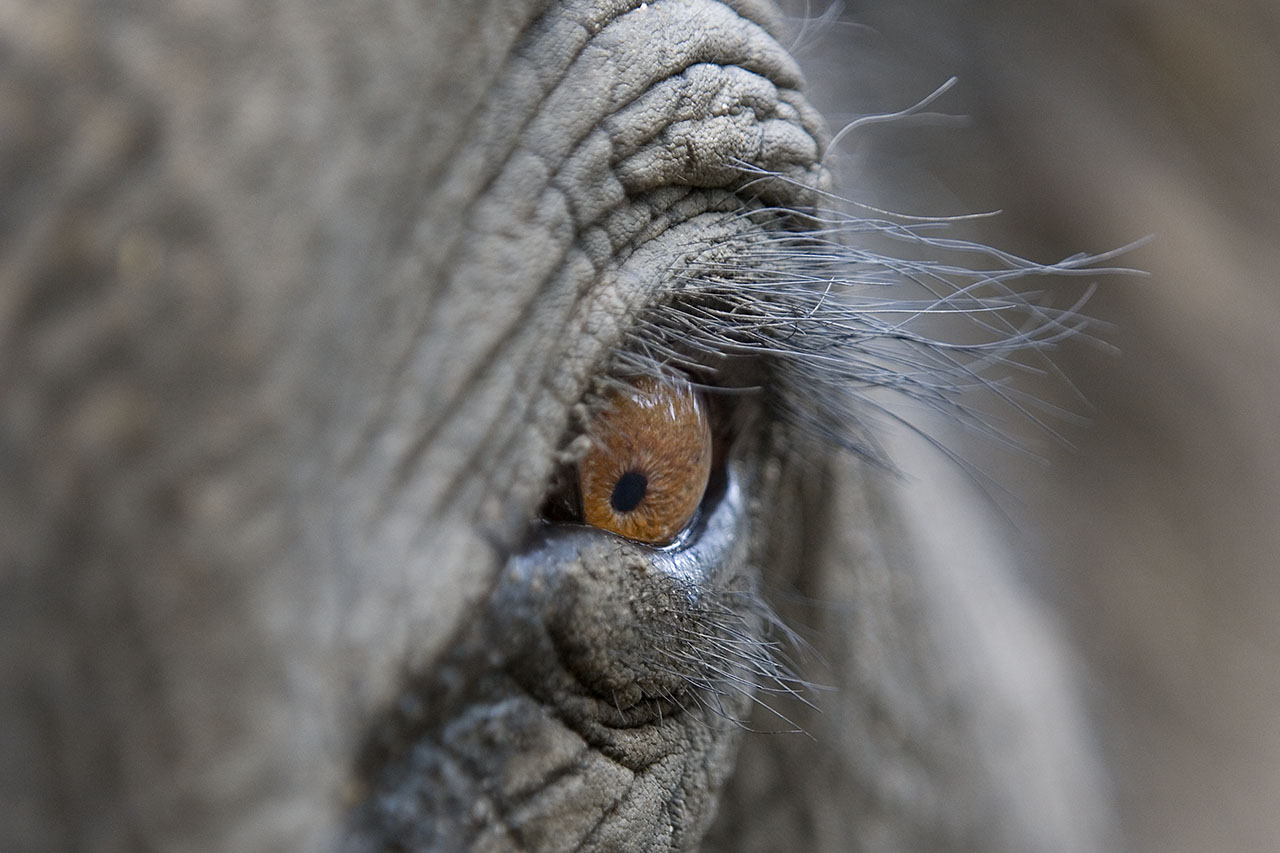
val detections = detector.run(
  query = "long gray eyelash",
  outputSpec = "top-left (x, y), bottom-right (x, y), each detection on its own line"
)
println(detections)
top-left (613, 169), bottom-right (1145, 471)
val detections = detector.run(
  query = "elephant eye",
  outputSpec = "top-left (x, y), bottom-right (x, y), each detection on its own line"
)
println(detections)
top-left (575, 374), bottom-right (713, 546)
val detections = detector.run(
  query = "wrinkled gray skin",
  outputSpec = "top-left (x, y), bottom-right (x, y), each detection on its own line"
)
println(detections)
top-left (1, 1), bottom-right (1113, 851)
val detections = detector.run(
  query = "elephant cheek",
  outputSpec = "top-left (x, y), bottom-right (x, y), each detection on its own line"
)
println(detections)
top-left (345, 465), bottom-right (769, 851)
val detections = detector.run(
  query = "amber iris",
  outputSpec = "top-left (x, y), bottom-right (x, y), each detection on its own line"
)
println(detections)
top-left (580, 375), bottom-right (712, 545)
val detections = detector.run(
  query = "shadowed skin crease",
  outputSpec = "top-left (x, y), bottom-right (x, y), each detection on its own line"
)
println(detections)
top-left (1, 1), bottom-right (1114, 851)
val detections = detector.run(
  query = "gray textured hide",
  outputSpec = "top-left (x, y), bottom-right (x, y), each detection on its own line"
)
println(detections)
top-left (1, 1), bottom-right (1111, 851)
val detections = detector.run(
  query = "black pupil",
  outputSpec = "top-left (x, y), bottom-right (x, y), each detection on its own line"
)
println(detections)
top-left (610, 471), bottom-right (648, 513)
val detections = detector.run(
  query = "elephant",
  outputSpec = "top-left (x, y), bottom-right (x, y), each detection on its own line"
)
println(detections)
top-left (11, 0), bottom-right (1278, 851)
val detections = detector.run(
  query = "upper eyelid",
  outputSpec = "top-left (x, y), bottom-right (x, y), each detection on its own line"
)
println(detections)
top-left (414, 4), bottom-right (833, 538)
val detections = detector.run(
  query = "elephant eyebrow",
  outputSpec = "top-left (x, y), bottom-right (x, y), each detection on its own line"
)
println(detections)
top-left (611, 180), bottom-right (1144, 470)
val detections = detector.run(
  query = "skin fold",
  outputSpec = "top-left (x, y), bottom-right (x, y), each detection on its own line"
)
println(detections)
top-left (0, 0), bottom-right (1190, 850)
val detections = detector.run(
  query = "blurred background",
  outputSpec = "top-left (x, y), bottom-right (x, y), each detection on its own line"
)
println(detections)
top-left (785, 1), bottom-right (1280, 850)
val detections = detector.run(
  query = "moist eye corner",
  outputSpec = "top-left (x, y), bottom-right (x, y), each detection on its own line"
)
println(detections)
top-left (536, 459), bottom-right (583, 526)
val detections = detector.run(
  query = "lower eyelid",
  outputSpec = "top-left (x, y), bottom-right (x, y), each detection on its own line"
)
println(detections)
top-left (505, 458), bottom-right (751, 715)
top-left (347, 461), bottom-right (758, 844)
top-left (647, 456), bottom-right (743, 569)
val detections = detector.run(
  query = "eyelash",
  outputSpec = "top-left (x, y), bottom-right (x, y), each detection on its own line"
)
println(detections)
top-left (614, 192), bottom-right (1138, 472)
top-left (539, 173), bottom-right (1136, 540)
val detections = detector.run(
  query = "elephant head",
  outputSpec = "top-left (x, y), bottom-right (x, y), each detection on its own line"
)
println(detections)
top-left (1, 1), bottom-right (1113, 850)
